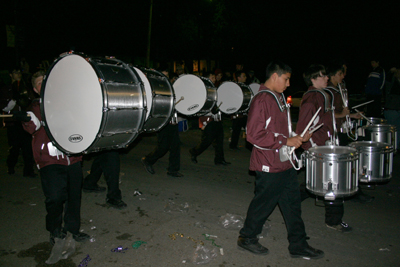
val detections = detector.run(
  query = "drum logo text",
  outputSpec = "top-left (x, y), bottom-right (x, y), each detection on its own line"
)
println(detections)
top-left (227, 107), bottom-right (237, 112)
top-left (188, 104), bottom-right (199, 111)
top-left (68, 134), bottom-right (83, 143)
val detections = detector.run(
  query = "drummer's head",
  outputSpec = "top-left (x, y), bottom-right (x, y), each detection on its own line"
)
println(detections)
top-left (204, 71), bottom-right (216, 84)
top-left (326, 62), bottom-right (345, 86)
top-left (265, 61), bottom-right (292, 93)
top-left (235, 71), bottom-right (247, 83)
top-left (31, 71), bottom-right (45, 95)
top-left (303, 64), bottom-right (328, 89)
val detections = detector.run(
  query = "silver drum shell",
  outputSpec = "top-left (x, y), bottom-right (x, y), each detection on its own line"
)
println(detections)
top-left (305, 146), bottom-right (359, 200)
top-left (349, 141), bottom-right (393, 183)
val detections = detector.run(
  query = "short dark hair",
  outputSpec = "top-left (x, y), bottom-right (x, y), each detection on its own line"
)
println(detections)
top-left (31, 70), bottom-right (46, 87)
top-left (265, 61), bottom-right (292, 80)
top-left (203, 71), bottom-right (215, 79)
top-left (9, 66), bottom-right (22, 73)
top-left (303, 64), bottom-right (326, 87)
top-left (326, 62), bottom-right (344, 77)
top-left (235, 70), bottom-right (246, 80)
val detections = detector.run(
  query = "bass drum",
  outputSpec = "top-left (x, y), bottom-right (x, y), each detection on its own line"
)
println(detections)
top-left (131, 66), bottom-right (175, 132)
top-left (41, 53), bottom-right (146, 155)
top-left (172, 74), bottom-right (217, 116)
top-left (304, 146), bottom-right (359, 200)
top-left (217, 81), bottom-right (253, 114)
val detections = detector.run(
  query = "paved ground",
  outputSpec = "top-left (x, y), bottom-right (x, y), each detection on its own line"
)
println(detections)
top-left (0, 122), bottom-right (399, 267)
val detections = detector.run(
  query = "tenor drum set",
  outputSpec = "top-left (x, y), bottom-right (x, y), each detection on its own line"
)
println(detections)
top-left (40, 52), bottom-right (255, 156)
top-left (301, 104), bottom-right (396, 200)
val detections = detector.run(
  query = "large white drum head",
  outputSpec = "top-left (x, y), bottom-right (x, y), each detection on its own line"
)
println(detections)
top-left (249, 83), bottom-right (260, 96)
top-left (43, 54), bottom-right (103, 154)
top-left (133, 67), bottom-right (152, 120)
top-left (173, 74), bottom-right (207, 115)
top-left (217, 82), bottom-right (244, 114)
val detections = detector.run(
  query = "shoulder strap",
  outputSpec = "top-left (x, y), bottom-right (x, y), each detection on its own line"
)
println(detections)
top-left (256, 89), bottom-right (286, 112)
top-left (304, 89), bottom-right (332, 112)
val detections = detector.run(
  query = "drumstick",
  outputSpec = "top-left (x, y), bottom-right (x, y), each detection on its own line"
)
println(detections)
top-left (218, 102), bottom-right (223, 108)
top-left (175, 96), bottom-right (184, 105)
top-left (0, 114), bottom-right (31, 118)
top-left (354, 108), bottom-right (374, 124)
top-left (289, 107), bottom-right (321, 154)
top-left (351, 100), bottom-right (374, 110)
top-left (309, 123), bottom-right (323, 134)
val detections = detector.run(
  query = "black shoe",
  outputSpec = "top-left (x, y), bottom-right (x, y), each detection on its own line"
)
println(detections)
top-left (106, 198), bottom-right (127, 209)
top-left (189, 149), bottom-right (197, 164)
top-left (290, 245), bottom-right (324, 259)
top-left (72, 232), bottom-right (91, 243)
top-left (8, 168), bottom-right (15, 175)
top-left (237, 237), bottom-right (269, 255)
top-left (326, 221), bottom-right (352, 232)
top-left (215, 160), bottom-right (231, 166)
top-left (167, 171), bottom-right (184, 177)
top-left (83, 185), bottom-right (106, 193)
top-left (141, 157), bottom-right (155, 174)
top-left (50, 229), bottom-right (67, 246)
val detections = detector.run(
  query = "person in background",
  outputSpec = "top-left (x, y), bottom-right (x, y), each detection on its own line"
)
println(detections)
top-left (365, 59), bottom-right (385, 117)
top-left (1, 66), bottom-right (36, 177)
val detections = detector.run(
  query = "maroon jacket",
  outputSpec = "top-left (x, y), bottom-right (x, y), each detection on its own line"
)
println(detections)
top-left (247, 84), bottom-right (292, 173)
top-left (22, 99), bottom-right (82, 169)
top-left (296, 86), bottom-right (334, 150)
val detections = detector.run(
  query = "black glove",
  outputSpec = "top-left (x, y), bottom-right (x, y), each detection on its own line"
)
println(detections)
top-left (12, 111), bottom-right (31, 122)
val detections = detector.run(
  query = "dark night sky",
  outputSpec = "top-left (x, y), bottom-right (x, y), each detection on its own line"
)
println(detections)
top-left (2, 0), bottom-right (399, 93)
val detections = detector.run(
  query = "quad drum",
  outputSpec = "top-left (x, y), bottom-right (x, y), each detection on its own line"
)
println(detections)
top-left (304, 146), bottom-right (359, 200)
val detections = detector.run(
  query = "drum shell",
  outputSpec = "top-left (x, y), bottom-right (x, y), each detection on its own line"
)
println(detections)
top-left (362, 124), bottom-right (397, 150)
top-left (305, 146), bottom-right (359, 199)
top-left (41, 54), bottom-right (146, 155)
top-left (132, 66), bottom-right (175, 132)
top-left (349, 141), bottom-right (393, 183)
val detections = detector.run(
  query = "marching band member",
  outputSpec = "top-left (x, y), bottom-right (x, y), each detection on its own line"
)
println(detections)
top-left (238, 61), bottom-right (324, 259)
top-left (189, 72), bottom-right (231, 166)
top-left (296, 64), bottom-right (352, 232)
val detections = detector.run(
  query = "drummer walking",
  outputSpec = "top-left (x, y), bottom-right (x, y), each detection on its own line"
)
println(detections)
top-left (238, 61), bottom-right (324, 259)
top-left (296, 64), bottom-right (352, 232)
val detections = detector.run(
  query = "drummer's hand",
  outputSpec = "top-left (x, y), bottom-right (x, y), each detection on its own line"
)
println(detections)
top-left (341, 107), bottom-right (350, 117)
top-left (302, 131), bottom-right (312, 142)
top-left (287, 136), bottom-right (303, 149)
top-left (350, 111), bottom-right (363, 119)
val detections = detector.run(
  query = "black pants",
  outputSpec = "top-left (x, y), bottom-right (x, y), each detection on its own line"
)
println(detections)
top-left (6, 124), bottom-right (35, 174)
top-left (191, 121), bottom-right (225, 163)
top-left (230, 116), bottom-right (247, 149)
top-left (324, 199), bottom-right (344, 225)
top-left (40, 162), bottom-right (83, 235)
top-left (83, 150), bottom-right (122, 201)
top-left (145, 123), bottom-right (180, 173)
top-left (240, 168), bottom-right (308, 252)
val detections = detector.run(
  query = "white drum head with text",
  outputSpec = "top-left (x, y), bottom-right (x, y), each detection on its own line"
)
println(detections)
top-left (217, 82), bottom-right (244, 114)
top-left (43, 54), bottom-right (103, 154)
top-left (173, 74), bottom-right (207, 115)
